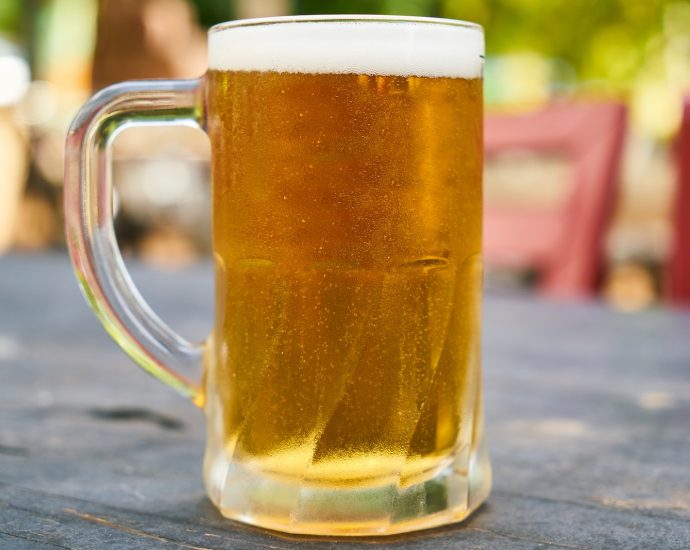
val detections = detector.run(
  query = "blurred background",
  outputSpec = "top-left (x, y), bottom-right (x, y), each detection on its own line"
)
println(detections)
top-left (0, 0), bottom-right (689, 310)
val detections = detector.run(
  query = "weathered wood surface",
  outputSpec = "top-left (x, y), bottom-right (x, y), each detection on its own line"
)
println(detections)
top-left (1, 254), bottom-right (689, 549)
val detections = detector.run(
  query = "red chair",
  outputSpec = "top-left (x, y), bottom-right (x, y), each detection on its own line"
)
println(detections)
top-left (484, 101), bottom-right (627, 298)
top-left (668, 97), bottom-right (690, 305)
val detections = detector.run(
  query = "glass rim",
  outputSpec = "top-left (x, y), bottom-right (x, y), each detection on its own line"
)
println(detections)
top-left (209, 14), bottom-right (483, 35)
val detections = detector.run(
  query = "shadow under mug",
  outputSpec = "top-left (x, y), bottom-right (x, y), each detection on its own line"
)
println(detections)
top-left (64, 14), bottom-right (490, 536)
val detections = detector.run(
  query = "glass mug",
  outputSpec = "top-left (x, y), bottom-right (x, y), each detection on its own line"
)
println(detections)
top-left (64, 15), bottom-right (490, 536)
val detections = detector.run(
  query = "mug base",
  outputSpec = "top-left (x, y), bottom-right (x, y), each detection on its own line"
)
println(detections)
top-left (204, 440), bottom-right (491, 536)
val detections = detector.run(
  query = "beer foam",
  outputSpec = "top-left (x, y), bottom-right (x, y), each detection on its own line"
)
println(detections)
top-left (209, 17), bottom-right (483, 78)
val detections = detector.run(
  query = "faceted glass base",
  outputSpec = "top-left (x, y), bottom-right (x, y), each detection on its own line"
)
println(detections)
top-left (203, 440), bottom-right (491, 536)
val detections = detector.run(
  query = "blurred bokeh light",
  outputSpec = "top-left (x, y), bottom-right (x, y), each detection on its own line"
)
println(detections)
top-left (0, 0), bottom-right (688, 309)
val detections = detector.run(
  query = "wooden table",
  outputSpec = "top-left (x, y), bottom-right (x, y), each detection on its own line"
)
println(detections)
top-left (1, 254), bottom-right (689, 549)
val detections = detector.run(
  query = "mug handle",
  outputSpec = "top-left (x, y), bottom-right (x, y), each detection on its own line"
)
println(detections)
top-left (64, 79), bottom-right (206, 407)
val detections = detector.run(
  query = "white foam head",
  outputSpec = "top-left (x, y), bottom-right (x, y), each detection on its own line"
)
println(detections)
top-left (208, 16), bottom-right (483, 78)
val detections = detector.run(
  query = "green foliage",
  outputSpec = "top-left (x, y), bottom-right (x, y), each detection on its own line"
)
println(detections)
top-left (442, 0), bottom-right (673, 91)
top-left (0, 0), bottom-right (21, 35)
top-left (189, 0), bottom-right (235, 28)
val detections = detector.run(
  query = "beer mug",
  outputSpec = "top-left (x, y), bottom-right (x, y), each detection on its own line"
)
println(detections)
top-left (65, 15), bottom-right (490, 536)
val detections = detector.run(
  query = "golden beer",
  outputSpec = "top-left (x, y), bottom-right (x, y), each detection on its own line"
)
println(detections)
top-left (206, 69), bottom-right (484, 512)
top-left (202, 17), bottom-right (489, 535)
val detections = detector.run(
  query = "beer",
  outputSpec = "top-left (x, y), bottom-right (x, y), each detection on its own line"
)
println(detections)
top-left (202, 19), bottom-right (488, 533)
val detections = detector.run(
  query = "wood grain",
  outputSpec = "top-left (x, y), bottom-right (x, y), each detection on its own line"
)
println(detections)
top-left (1, 255), bottom-right (688, 549)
